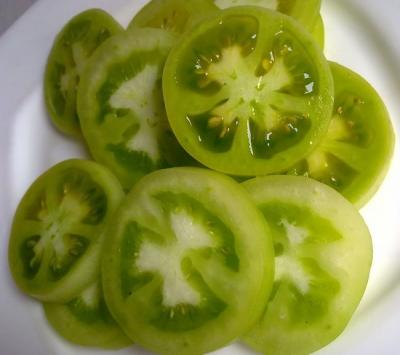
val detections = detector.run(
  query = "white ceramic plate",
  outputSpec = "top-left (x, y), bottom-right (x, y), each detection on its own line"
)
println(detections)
top-left (1, 0), bottom-right (400, 354)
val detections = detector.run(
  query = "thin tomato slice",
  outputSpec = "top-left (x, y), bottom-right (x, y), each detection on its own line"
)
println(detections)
top-left (8, 160), bottom-right (123, 302)
top-left (242, 175), bottom-right (372, 354)
top-left (163, 7), bottom-right (333, 176)
top-left (102, 167), bottom-right (274, 354)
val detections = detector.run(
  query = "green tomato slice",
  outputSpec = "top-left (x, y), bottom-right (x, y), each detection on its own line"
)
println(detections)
top-left (43, 280), bottom-right (132, 349)
top-left (128, 0), bottom-right (219, 34)
top-left (242, 175), bottom-right (372, 355)
top-left (163, 7), bottom-right (334, 176)
top-left (44, 9), bottom-right (123, 137)
top-left (287, 62), bottom-right (395, 207)
top-left (214, 0), bottom-right (321, 31)
top-left (102, 168), bottom-right (274, 354)
top-left (8, 160), bottom-right (124, 302)
top-left (78, 28), bottom-right (192, 189)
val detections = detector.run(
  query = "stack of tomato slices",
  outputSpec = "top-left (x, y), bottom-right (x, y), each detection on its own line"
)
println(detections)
top-left (8, 0), bottom-right (395, 354)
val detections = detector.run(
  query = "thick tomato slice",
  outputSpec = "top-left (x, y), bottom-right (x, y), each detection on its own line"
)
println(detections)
top-left (43, 280), bottom-right (132, 349)
top-left (8, 160), bottom-right (123, 302)
top-left (242, 175), bottom-right (372, 355)
top-left (163, 7), bottom-right (333, 176)
top-left (102, 168), bottom-right (274, 354)
top-left (78, 28), bottom-right (193, 189)
top-left (44, 9), bottom-right (123, 137)
top-left (288, 62), bottom-right (395, 207)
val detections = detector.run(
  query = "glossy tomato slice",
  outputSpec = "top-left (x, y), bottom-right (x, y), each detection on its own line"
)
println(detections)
top-left (128, 0), bottom-right (219, 34)
top-left (43, 280), bottom-right (131, 349)
top-left (242, 175), bottom-right (372, 355)
top-left (287, 62), bottom-right (395, 207)
top-left (78, 28), bottom-right (192, 189)
top-left (8, 160), bottom-right (123, 302)
top-left (163, 7), bottom-right (333, 176)
top-left (102, 168), bottom-right (274, 354)
top-left (214, 0), bottom-right (321, 32)
top-left (44, 9), bottom-right (123, 137)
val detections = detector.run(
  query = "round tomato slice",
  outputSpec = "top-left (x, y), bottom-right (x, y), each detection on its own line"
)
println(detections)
top-left (128, 0), bottom-right (219, 34)
top-left (78, 28), bottom-right (192, 189)
top-left (287, 62), bottom-right (395, 207)
top-left (214, 0), bottom-right (321, 32)
top-left (102, 168), bottom-right (274, 354)
top-left (8, 160), bottom-right (124, 302)
top-left (163, 7), bottom-right (334, 176)
top-left (242, 175), bottom-right (372, 355)
top-left (44, 9), bottom-right (123, 137)
top-left (43, 280), bottom-right (132, 349)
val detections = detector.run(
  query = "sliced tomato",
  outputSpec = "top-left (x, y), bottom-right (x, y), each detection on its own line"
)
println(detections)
top-left (78, 28), bottom-right (193, 189)
top-left (44, 9), bottom-right (122, 137)
top-left (102, 167), bottom-right (274, 354)
top-left (287, 62), bottom-right (395, 207)
top-left (8, 160), bottom-right (124, 302)
top-left (242, 175), bottom-right (372, 354)
top-left (163, 7), bottom-right (333, 176)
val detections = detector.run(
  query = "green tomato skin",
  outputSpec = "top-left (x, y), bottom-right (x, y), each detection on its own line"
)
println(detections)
top-left (102, 167), bottom-right (275, 355)
top-left (44, 9), bottom-right (123, 137)
top-left (242, 175), bottom-right (372, 355)
top-left (8, 159), bottom-right (124, 303)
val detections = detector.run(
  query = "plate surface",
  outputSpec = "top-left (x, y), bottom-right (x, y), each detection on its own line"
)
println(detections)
top-left (1, 0), bottom-right (399, 354)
